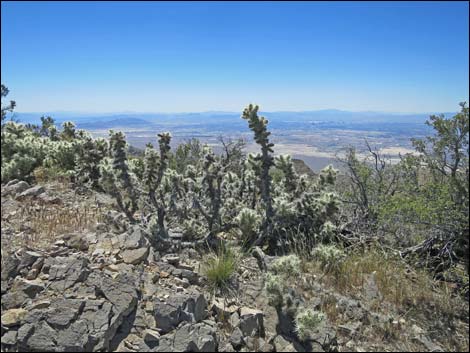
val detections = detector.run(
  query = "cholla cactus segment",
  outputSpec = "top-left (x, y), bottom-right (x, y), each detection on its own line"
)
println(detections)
top-left (312, 244), bottom-right (345, 271)
top-left (264, 272), bottom-right (284, 307)
top-left (236, 208), bottom-right (262, 243)
top-left (143, 147), bottom-right (160, 191)
top-left (61, 121), bottom-right (76, 141)
top-left (319, 164), bottom-right (338, 186)
top-left (273, 196), bottom-right (297, 220)
top-left (271, 254), bottom-right (302, 278)
top-left (318, 192), bottom-right (340, 217)
top-left (319, 221), bottom-right (337, 242)
top-left (275, 154), bottom-right (298, 193)
top-left (294, 309), bottom-right (326, 341)
top-left (242, 104), bottom-right (274, 154)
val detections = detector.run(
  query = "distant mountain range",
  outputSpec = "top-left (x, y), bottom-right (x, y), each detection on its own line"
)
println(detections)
top-left (11, 109), bottom-right (456, 130)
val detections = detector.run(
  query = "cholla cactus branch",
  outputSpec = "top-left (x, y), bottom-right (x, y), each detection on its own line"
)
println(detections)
top-left (242, 104), bottom-right (275, 248)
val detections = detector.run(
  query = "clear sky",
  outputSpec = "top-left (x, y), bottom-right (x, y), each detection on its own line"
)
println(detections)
top-left (1, 1), bottom-right (469, 113)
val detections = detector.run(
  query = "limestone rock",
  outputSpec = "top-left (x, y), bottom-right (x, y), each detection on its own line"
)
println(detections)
top-left (1, 308), bottom-right (28, 327)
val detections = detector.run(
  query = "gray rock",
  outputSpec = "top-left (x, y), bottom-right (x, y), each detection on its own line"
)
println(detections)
top-left (239, 307), bottom-right (264, 337)
top-left (163, 254), bottom-right (180, 266)
top-left (16, 185), bottom-right (45, 199)
top-left (62, 232), bottom-right (90, 251)
top-left (86, 272), bottom-right (138, 317)
top-left (122, 226), bottom-right (149, 250)
top-left (2, 180), bottom-right (29, 196)
top-left (1, 329), bottom-right (18, 345)
top-left (272, 335), bottom-right (298, 352)
top-left (56, 319), bottom-right (92, 351)
top-left (230, 311), bottom-right (241, 329)
top-left (19, 250), bottom-right (43, 270)
top-left (121, 247), bottom-right (149, 265)
top-left (45, 299), bottom-right (85, 328)
top-left (230, 327), bottom-right (245, 350)
top-left (23, 321), bottom-right (57, 351)
top-left (1, 254), bottom-right (19, 281)
top-left (180, 269), bottom-right (199, 284)
top-left (211, 299), bottom-right (239, 321)
top-left (1, 278), bottom-right (45, 309)
top-left (153, 291), bottom-right (207, 333)
top-left (172, 322), bottom-right (217, 352)
top-left (46, 255), bottom-right (90, 291)
top-left (143, 328), bottom-right (161, 345)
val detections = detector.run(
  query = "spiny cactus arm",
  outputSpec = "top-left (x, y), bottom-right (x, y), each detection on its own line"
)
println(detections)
top-left (242, 104), bottom-right (275, 248)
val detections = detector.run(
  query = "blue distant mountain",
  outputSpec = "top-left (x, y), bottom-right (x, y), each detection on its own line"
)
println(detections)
top-left (12, 109), bottom-right (456, 130)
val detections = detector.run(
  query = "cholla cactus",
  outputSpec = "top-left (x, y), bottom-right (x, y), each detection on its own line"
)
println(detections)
top-left (99, 131), bottom-right (138, 222)
top-left (61, 121), bottom-right (77, 141)
top-left (141, 132), bottom-right (172, 235)
top-left (1, 122), bottom-right (49, 182)
top-left (75, 136), bottom-right (108, 186)
top-left (319, 221), bottom-right (337, 242)
top-left (264, 272), bottom-right (284, 307)
top-left (294, 309), bottom-right (326, 341)
top-left (312, 244), bottom-right (345, 272)
top-left (271, 254), bottom-right (302, 278)
top-left (194, 151), bottom-right (224, 234)
top-left (235, 208), bottom-right (262, 245)
top-left (275, 154), bottom-right (298, 194)
top-left (319, 164), bottom-right (337, 186)
top-left (242, 104), bottom-right (275, 247)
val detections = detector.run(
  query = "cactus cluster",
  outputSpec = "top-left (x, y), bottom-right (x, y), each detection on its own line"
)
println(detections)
top-left (2, 103), bottom-right (341, 254)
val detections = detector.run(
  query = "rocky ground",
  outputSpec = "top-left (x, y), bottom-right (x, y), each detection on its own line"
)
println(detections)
top-left (1, 180), bottom-right (468, 352)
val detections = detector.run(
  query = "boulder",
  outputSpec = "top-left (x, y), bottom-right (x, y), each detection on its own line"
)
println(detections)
top-left (1, 254), bottom-right (20, 281)
top-left (121, 247), bottom-right (149, 265)
top-left (230, 327), bottom-right (245, 350)
top-left (239, 307), bottom-right (264, 337)
top-left (153, 291), bottom-right (207, 333)
top-left (1, 308), bottom-right (28, 327)
top-left (1, 329), bottom-right (18, 346)
top-left (62, 233), bottom-right (89, 251)
top-left (172, 322), bottom-right (217, 352)
top-left (2, 180), bottom-right (29, 196)
top-left (19, 250), bottom-right (43, 271)
top-left (45, 255), bottom-right (89, 291)
top-left (16, 185), bottom-right (45, 199)
top-left (1, 278), bottom-right (45, 309)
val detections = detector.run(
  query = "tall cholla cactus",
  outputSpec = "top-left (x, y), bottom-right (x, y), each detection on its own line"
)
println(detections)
top-left (196, 151), bottom-right (224, 234)
top-left (100, 130), bottom-right (138, 222)
top-left (142, 132), bottom-right (172, 234)
top-left (75, 136), bottom-right (108, 187)
top-left (242, 104), bottom-right (275, 247)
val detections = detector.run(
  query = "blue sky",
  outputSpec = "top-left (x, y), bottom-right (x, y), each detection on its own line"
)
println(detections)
top-left (1, 1), bottom-right (469, 113)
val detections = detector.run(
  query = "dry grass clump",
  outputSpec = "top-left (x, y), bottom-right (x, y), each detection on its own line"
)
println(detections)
top-left (3, 198), bottom-right (105, 252)
top-left (203, 246), bottom-right (238, 293)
